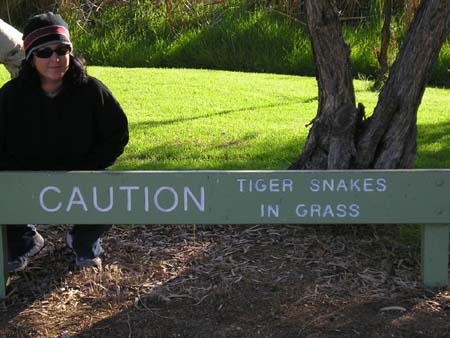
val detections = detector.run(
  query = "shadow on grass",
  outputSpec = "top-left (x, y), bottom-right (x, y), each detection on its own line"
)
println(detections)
top-left (301, 96), bottom-right (318, 104)
top-left (122, 119), bottom-right (450, 171)
top-left (123, 100), bottom-right (310, 170)
top-left (123, 135), bottom-right (304, 171)
top-left (416, 121), bottom-right (450, 168)
top-left (128, 99), bottom-right (308, 130)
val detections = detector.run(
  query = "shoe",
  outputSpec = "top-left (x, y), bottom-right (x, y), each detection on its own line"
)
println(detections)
top-left (8, 256), bottom-right (28, 273)
top-left (23, 226), bottom-right (45, 258)
top-left (66, 232), bottom-right (103, 268)
top-left (8, 225), bottom-right (45, 273)
top-left (75, 256), bottom-right (102, 269)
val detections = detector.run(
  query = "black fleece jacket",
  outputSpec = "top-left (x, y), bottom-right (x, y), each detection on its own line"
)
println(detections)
top-left (0, 76), bottom-right (129, 170)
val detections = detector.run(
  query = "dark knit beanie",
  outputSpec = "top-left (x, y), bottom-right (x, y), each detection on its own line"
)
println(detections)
top-left (22, 12), bottom-right (72, 60)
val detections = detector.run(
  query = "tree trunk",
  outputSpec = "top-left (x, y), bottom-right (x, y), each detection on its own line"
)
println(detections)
top-left (289, 0), bottom-right (360, 170)
top-left (290, 0), bottom-right (450, 170)
top-left (405, 0), bottom-right (422, 30)
top-left (374, 0), bottom-right (392, 89)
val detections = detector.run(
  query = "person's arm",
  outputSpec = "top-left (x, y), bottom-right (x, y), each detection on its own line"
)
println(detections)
top-left (0, 85), bottom-right (24, 170)
top-left (79, 80), bottom-right (129, 170)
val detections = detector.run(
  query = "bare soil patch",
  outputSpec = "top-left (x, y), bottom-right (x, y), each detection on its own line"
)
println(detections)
top-left (1, 224), bottom-right (449, 338)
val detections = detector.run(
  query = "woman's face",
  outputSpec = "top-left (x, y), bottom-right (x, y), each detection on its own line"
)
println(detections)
top-left (32, 43), bottom-right (71, 84)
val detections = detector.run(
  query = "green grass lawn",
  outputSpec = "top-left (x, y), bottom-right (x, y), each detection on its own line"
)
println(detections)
top-left (1, 65), bottom-right (449, 170)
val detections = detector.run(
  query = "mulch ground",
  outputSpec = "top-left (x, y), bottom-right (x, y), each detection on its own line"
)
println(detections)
top-left (1, 224), bottom-right (450, 338)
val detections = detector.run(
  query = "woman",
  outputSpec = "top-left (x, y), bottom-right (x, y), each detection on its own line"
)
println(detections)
top-left (0, 12), bottom-right (129, 272)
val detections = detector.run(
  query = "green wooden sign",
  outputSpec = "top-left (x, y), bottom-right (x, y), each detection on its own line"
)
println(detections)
top-left (0, 170), bottom-right (449, 297)
top-left (0, 170), bottom-right (449, 224)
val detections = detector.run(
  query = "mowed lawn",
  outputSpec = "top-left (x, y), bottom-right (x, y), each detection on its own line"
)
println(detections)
top-left (1, 65), bottom-right (449, 169)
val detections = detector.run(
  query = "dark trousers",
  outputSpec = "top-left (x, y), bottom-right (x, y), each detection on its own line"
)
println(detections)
top-left (7, 224), bottom-right (111, 259)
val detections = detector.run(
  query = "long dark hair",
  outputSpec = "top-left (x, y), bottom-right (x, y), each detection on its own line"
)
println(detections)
top-left (18, 53), bottom-right (88, 87)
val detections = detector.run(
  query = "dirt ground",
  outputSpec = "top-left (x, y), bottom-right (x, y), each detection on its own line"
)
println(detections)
top-left (1, 224), bottom-right (450, 338)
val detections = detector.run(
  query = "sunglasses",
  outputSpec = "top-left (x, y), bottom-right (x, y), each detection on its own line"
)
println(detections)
top-left (33, 45), bottom-right (71, 58)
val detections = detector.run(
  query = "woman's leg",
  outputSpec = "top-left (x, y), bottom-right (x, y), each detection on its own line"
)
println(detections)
top-left (66, 225), bottom-right (111, 267)
top-left (7, 224), bottom-right (45, 272)
top-left (7, 224), bottom-right (44, 258)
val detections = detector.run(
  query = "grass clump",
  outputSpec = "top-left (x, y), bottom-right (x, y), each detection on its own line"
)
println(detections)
top-left (62, 2), bottom-right (315, 76)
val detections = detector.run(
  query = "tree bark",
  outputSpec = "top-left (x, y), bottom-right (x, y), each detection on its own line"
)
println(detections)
top-left (405, 0), bottom-right (422, 30)
top-left (374, 0), bottom-right (392, 89)
top-left (289, 0), bottom-right (361, 170)
top-left (356, 0), bottom-right (450, 169)
top-left (290, 0), bottom-right (450, 170)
